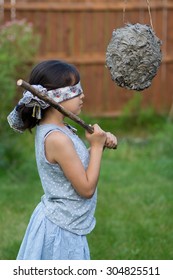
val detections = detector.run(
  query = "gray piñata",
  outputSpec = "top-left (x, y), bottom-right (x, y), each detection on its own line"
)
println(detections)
top-left (106, 23), bottom-right (162, 91)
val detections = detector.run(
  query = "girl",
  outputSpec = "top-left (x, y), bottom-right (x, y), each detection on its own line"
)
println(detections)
top-left (7, 60), bottom-right (117, 260)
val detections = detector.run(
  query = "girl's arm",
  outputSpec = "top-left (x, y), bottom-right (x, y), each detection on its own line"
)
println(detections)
top-left (44, 124), bottom-right (107, 198)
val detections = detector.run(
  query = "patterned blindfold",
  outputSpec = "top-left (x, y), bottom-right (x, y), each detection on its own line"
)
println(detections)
top-left (7, 81), bottom-right (83, 133)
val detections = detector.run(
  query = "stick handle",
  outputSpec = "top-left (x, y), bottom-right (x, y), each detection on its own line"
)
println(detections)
top-left (17, 79), bottom-right (94, 134)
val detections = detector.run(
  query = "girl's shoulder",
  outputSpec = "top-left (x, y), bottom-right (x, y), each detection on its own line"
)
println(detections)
top-left (36, 123), bottom-right (76, 136)
top-left (36, 123), bottom-right (81, 149)
top-left (44, 128), bottom-right (72, 148)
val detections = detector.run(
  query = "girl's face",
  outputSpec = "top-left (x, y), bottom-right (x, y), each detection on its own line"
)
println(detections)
top-left (60, 92), bottom-right (85, 115)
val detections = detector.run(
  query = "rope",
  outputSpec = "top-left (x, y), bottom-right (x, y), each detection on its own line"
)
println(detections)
top-left (122, 0), bottom-right (154, 29)
top-left (146, 0), bottom-right (154, 29)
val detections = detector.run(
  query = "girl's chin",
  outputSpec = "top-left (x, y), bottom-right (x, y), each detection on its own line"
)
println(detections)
top-left (75, 108), bottom-right (82, 115)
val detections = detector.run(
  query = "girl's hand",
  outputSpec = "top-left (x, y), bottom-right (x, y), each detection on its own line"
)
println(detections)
top-left (104, 132), bottom-right (118, 149)
top-left (85, 124), bottom-right (107, 149)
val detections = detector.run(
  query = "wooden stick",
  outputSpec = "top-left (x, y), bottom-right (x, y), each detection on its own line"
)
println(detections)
top-left (17, 79), bottom-right (94, 134)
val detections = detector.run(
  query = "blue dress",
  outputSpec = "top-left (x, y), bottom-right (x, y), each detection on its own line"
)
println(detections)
top-left (17, 124), bottom-right (97, 260)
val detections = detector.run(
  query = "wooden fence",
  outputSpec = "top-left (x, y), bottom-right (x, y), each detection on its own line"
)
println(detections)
top-left (1, 0), bottom-right (173, 116)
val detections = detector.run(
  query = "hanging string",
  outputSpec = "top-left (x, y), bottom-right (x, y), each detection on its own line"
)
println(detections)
top-left (122, 0), bottom-right (154, 29)
top-left (146, 0), bottom-right (154, 29)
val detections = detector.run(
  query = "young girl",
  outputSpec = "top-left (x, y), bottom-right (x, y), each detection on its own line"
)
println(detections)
top-left (7, 60), bottom-right (117, 260)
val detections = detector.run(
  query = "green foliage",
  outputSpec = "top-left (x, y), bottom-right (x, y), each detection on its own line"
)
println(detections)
top-left (114, 93), bottom-right (167, 132)
top-left (123, 92), bottom-right (143, 117)
top-left (0, 19), bottom-right (40, 168)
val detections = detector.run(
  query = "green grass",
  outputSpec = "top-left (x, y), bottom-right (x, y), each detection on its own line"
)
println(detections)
top-left (0, 117), bottom-right (173, 260)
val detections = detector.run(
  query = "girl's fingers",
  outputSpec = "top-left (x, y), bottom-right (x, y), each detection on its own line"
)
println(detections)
top-left (105, 133), bottom-right (118, 149)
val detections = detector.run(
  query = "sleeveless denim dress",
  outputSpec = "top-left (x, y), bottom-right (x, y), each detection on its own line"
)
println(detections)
top-left (17, 124), bottom-right (97, 260)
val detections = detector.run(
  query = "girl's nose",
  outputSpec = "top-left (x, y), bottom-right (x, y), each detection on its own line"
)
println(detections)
top-left (80, 92), bottom-right (85, 99)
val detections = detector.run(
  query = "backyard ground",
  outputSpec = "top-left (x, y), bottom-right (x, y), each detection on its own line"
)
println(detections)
top-left (0, 115), bottom-right (173, 260)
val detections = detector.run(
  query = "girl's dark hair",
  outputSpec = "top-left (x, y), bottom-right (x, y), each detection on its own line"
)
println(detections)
top-left (18, 60), bottom-right (80, 131)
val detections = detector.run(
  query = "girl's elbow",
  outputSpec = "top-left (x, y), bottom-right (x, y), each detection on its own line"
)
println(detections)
top-left (74, 182), bottom-right (96, 199)
top-left (84, 192), bottom-right (94, 199)
top-left (81, 187), bottom-right (95, 199)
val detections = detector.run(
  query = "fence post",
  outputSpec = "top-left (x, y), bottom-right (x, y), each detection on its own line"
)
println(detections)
top-left (0, 0), bottom-right (4, 23)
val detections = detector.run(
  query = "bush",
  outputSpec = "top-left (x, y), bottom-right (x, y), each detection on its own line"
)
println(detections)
top-left (0, 19), bottom-right (40, 168)
top-left (116, 93), bottom-right (167, 133)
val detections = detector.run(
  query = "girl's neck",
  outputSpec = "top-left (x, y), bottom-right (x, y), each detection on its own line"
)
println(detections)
top-left (39, 108), bottom-right (65, 127)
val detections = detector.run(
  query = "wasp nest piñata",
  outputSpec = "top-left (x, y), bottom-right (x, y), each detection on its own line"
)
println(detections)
top-left (106, 23), bottom-right (162, 91)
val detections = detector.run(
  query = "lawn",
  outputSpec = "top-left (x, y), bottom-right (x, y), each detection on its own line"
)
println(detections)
top-left (0, 117), bottom-right (173, 260)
